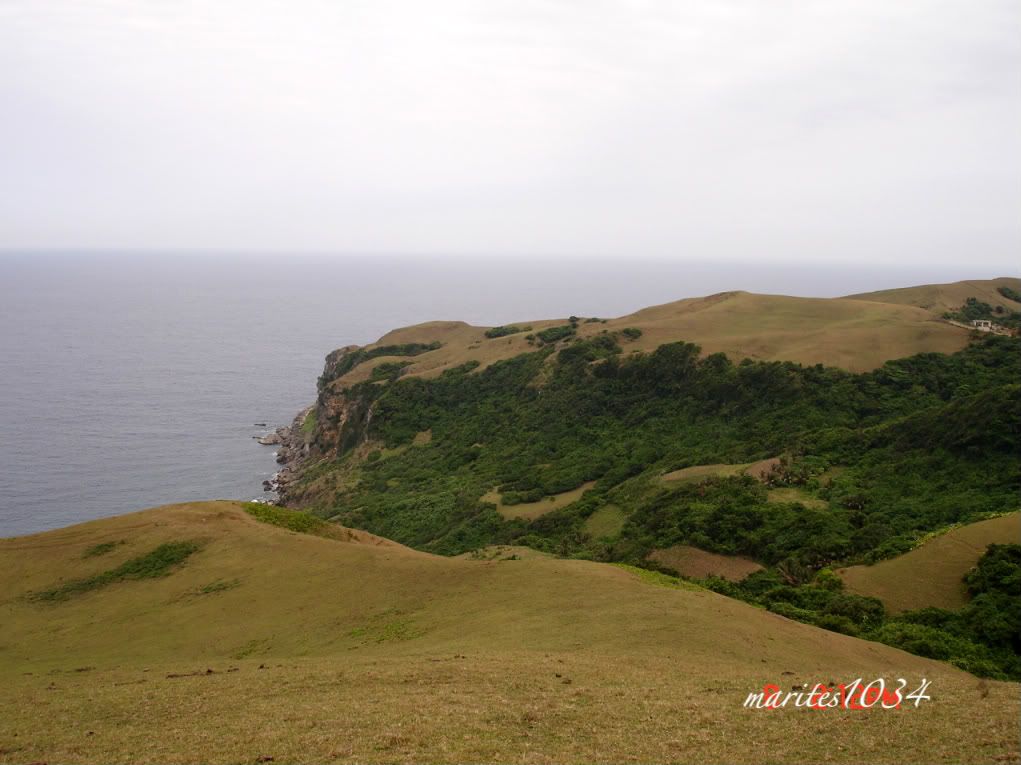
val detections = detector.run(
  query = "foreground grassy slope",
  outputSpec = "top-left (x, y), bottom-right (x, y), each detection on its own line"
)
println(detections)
top-left (324, 280), bottom-right (1018, 388)
top-left (2, 502), bottom-right (1017, 764)
top-left (837, 512), bottom-right (1020, 613)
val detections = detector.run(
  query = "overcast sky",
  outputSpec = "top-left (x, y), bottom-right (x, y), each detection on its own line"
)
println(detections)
top-left (1, 1), bottom-right (1018, 266)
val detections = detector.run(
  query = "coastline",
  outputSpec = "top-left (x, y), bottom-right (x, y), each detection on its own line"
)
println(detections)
top-left (256, 405), bottom-right (315, 502)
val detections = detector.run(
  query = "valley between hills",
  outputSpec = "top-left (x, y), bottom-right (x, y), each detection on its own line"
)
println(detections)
top-left (2, 277), bottom-right (1019, 764)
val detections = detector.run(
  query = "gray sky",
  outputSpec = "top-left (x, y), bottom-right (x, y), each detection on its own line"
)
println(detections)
top-left (1, 1), bottom-right (1019, 267)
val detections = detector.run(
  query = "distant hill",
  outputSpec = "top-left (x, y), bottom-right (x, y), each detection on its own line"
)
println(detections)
top-left (324, 278), bottom-right (1017, 389)
top-left (1, 501), bottom-right (1016, 764)
top-left (846, 276), bottom-right (1021, 315)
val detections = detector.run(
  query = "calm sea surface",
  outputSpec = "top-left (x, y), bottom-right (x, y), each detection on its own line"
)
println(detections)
top-left (0, 253), bottom-right (991, 536)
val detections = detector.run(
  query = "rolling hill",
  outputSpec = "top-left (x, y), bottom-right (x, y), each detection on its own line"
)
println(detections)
top-left (837, 512), bottom-right (1020, 613)
top-left (1, 501), bottom-right (1018, 764)
top-left (317, 278), bottom-right (1019, 391)
top-left (846, 276), bottom-right (1021, 316)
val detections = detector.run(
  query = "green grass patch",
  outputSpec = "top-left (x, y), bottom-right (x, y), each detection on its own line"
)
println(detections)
top-left (82, 540), bottom-right (125, 559)
top-left (231, 638), bottom-right (270, 659)
top-left (583, 505), bottom-right (626, 539)
top-left (301, 410), bottom-right (317, 435)
top-left (612, 564), bottom-right (702, 591)
top-left (30, 541), bottom-right (201, 602)
top-left (485, 325), bottom-right (531, 339)
top-left (349, 619), bottom-right (425, 644)
top-left (241, 502), bottom-right (330, 536)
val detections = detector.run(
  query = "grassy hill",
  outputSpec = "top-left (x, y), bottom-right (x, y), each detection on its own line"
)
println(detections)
top-left (2, 501), bottom-right (1018, 764)
top-left (846, 276), bottom-right (1021, 316)
top-left (314, 279), bottom-right (1020, 392)
top-left (837, 513), bottom-right (1020, 613)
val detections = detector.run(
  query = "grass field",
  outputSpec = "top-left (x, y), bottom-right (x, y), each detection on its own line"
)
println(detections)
top-left (582, 505), bottom-right (626, 539)
top-left (648, 544), bottom-right (765, 582)
top-left (837, 513), bottom-right (1021, 613)
top-left (660, 462), bottom-right (749, 483)
top-left (660, 458), bottom-right (780, 485)
top-left (321, 279), bottom-right (1018, 390)
top-left (846, 277), bottom-right (1021, 316)
top-left (1, 501), bottom-right (1017, 764)
top-left (482, 481), bottom-right (597, 520)
top-left (767, 488), bottom-right (828, 509)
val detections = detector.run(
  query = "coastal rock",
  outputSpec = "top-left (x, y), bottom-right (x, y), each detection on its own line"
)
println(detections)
top-left (258, 432), bottom-right (282, 446)
top-left (274, 346), bottom-right (381, 507)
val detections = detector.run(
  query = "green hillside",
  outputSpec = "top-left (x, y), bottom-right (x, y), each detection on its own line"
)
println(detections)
top-left (284, 322), bottom-right (1020, 678)
top-left (1, 501), bottom-right (1017, 764)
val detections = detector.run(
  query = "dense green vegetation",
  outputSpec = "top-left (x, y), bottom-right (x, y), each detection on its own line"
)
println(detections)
top-left (997, 285), bottom-right (1021, 304)
top-left (528, 324), bottom-right (577, 345)
top-left (30, 541), bottom-right (200, 602)
top-left (944, 296), bottom-right (1021, 330)
top-left (484, 325), bottom-right (531, 338)
top-left (621, 327), bottom-right (643, 340)
top-left (701, 542), bottom-right (1021, 679)
top-left (294, 334), bottom-right (1019, 676)
top-left (318, 341), bottom-right (442, 387)
top-left (241, 502), bottom-right (330, 536)
top-left (369, 360), bottom-right (412, 382)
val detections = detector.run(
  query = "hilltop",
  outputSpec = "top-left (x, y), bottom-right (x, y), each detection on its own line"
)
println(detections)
top-left (846, 276), bottom-right (1021, 315)
top-left (311, 278), bottom-right (1020, 394)
top-left (1, 501), bottom-right (1017, 764)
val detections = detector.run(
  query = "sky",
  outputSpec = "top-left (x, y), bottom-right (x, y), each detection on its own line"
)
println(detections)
top-left (1, 1), bottom-right (1019, 267)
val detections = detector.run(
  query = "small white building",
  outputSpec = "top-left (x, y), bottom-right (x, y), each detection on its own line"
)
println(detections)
top-left (971, 319), bottom-right (994, 331)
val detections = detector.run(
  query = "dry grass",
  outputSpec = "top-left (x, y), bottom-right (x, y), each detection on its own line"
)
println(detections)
top-left (660, 463), bottom-right (748, 483)
top-left (3, 652), bottom-right (1018, 765)
top-left (455, 545), bottom-right (553, 561)
top-left (837, 513), bottom-right (1021, 613)
top-left (1, 501), bottom-right (1018, 764)
top-left (483, 482), bottom-right (597, 520)
top-left (648, 544), bottom-right (765, 582)
top-left (846, 277), bottom-right (1021, 315)
top-left (660, 458), bottom-right (779, 484)
top-left (324, 280), bottom-right (1015, 390)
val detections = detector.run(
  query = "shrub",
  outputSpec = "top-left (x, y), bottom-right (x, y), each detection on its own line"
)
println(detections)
top-left (813, 613), bottom-right (860, 636)
top-left (485, 325), bottom-right (531, 339)
top-left (998, 285), bottom-right (1021, 303)
top-left (822, 593), bottom-right (885, 628)
top-left (30, 541), bottom-right (201, 602)
top-left (241, 502), bottom-right (329, 535)
top-left (82, 540), bottom-right (125, 559)
top-left (535, 325), bottom-right (577, 345)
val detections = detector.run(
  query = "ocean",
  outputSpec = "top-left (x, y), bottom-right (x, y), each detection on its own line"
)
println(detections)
top-left (0, 252), bottom-right (992, 536)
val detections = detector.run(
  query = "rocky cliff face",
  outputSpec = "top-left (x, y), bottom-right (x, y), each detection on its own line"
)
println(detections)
top-left (273, 346), bottom-right (377, 505)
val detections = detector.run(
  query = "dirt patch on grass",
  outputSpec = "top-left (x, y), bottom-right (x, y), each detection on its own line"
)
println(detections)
top-left (648, 545), bottom-right (764, 582)
top-left (742, 457), bottom-right (781, 481)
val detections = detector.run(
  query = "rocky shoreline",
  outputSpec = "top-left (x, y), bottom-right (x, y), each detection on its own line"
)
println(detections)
top-left (254, 405), bottom-right (315, 502)
top-left (251, 343), bottom-right (381, 506)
